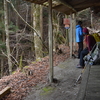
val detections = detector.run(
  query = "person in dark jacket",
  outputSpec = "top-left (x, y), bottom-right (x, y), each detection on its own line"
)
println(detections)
top-left (77, 27), bottom-right (96, 68)
top-left (76, 21), bottom-right (83, 58)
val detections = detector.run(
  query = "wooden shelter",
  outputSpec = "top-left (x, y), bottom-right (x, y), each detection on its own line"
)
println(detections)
top-left (23, 0), bottom-right (100, 83)
top-left (24, 0), bottom-right (100, 14)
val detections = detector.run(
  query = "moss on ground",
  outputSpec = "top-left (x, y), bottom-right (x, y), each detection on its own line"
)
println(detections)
top-left (40, 86), bottom-right (55, 95)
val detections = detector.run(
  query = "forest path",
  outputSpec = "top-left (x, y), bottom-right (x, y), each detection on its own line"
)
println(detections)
top-left (24, 58), bottom-right (82, 100)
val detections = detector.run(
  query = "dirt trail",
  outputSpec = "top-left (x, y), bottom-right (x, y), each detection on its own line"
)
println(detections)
top-left (24, 58), bottom-right (82, 100)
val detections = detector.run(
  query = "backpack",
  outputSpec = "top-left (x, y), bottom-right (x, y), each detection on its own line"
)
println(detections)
top-left (92, 33), bottom-right (100, 42)
top-left (84, 42), bottom-right (100, 65)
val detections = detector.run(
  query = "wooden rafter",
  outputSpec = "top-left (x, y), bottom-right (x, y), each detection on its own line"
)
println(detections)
top-left (25, 0), bottom-right (47, 4)
top-left (56, 0), bottom-right (77, 13)
top-left (23, 0), bottom-right (100, 15)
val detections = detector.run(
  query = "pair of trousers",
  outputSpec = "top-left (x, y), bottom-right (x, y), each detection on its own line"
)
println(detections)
top-left (78, 42), bottom-right (83, 58)
top-left (80, 47), bottom-right (89, 66)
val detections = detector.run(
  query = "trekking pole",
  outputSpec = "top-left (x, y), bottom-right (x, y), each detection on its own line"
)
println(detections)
top-left (74, 67), bottom-right (86, 86)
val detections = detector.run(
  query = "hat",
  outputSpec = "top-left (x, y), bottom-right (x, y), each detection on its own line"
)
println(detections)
top-left (83, 28), bottom-right (89, 35)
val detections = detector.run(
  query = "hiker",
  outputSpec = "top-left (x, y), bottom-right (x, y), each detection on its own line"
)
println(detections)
top-left (76, 21), bottom-right (83, 59)
top-left (77, 27), bottom-right (96, 68)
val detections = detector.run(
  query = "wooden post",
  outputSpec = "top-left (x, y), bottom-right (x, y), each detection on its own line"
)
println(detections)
top-left (73, 13), bottom-right (76, 51)
top-left (48, 0), bottom-right (53, 83)
top-left (70, 13), bottom-right (73, 58)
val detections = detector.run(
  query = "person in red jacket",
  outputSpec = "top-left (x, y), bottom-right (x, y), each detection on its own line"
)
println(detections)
top-left (77, 27), bottom-right (96, 68)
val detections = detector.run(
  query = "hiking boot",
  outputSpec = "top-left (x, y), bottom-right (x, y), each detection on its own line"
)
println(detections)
top-left (76, 65), bottom-right (84, 68)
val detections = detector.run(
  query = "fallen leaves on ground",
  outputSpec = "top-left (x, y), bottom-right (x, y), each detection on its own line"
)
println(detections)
top-left (0, 45), bottom-right (70, 100)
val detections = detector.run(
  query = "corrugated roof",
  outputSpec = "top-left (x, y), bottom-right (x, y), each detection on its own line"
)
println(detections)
top-left (24, 0), bottom-right (100, 14)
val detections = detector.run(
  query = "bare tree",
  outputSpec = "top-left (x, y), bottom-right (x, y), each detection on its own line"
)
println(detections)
top-left (4, 0), bottom-right (12, 74)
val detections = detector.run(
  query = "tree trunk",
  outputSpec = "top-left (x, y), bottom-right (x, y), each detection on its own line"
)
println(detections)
top-left (15, 0), bottom-right (20, 60)
top-left (91, 11), bottom-right (93, 28)
top-left (15, 0), bottom-right (19, 28)
top-left (52, 11), bottom-right (60, 52)
top-left (0, 59), bottom-right (4, 78)
top-left (4, 0), bottom-right (12, 74)
top-left (52, 10), bottom-right (57, 52)
top-left (30, 4), bottom-right (35, 52)
top-left (32, 4), bottom-right (43, 60)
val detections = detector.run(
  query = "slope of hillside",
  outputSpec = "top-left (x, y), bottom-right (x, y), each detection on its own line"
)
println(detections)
top-left (0, 45), bottom-right (71, 100)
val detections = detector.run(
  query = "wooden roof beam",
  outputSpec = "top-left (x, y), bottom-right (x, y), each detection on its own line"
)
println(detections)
top-left (56, 0), bottom-right (77, 13)
top-left (24, 0), bottom-right (47, 4)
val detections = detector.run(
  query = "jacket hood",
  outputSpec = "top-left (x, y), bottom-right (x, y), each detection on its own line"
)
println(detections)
top-left (76, 25), bottom-right (81, 28)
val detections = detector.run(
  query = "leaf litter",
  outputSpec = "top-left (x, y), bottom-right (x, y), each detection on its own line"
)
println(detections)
top-left (0, 44), bottom-right (70, 100)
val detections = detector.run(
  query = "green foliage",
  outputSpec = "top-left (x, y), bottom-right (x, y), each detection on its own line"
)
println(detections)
top-left (12, 71), bottom-right (16, 74)
top-left (43, 10), bottom-right (48, 16)
top-left (0, 1), bottom-right (3, 9)
top-left (9, 22), bottom-right (19, 32)
top-left (0, 41), bottom-right (6, 57)
top-left (19, 55), bottom-right (23, 70)
top-left (0, 1), bottom-right (4, 34)
top-left (0, 22), bottom-right (5, 35)
top-left (98, 19), bottom-right (100, 22)
top-left (0, 21), bottom-right (18, 36)
top-left (24, 66), bottom-right (29, 68)
top-left (0, 41), bottom-right (6, 50)
top-left (0, 10), bottom-right (4, 17)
